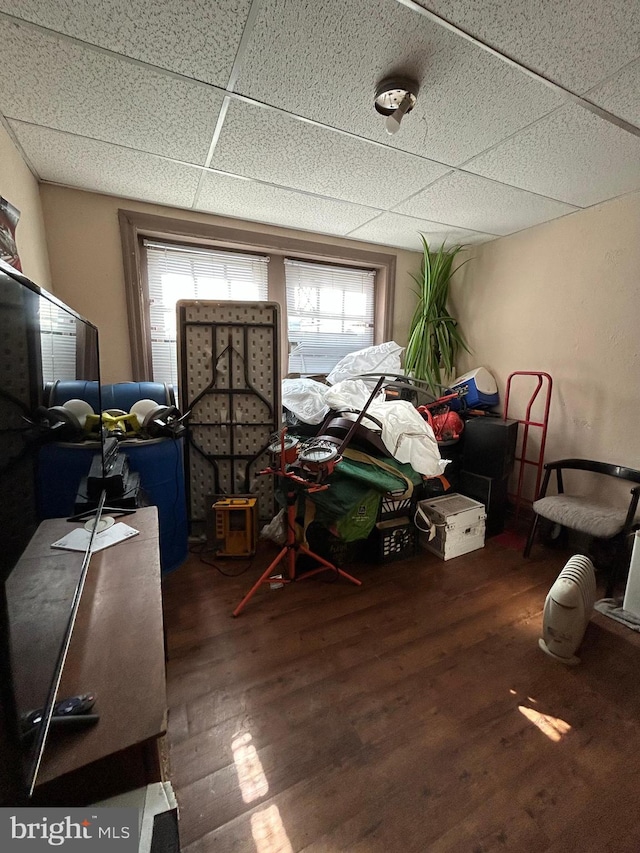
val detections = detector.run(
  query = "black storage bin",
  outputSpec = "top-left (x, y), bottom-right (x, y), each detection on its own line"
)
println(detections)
top-left (459, 470), bottom-right (510, 536)
top-left (379, 493), bottom-right (415, 521)
top-left (369, 516), bottom-right (417, 563)
top-left (415, 474), bottom-right (453, 503)
top-left (462, 417), bottom-right (518, 479)
top-left (437, 441), bottom-right (463, 491)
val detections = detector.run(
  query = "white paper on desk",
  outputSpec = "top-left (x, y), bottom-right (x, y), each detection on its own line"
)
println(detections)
top-left (51, 523), bottom-right (140, 553)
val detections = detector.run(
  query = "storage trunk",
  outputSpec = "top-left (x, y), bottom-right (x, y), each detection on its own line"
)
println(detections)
top-left (417, 493), bottom-right (486, 560)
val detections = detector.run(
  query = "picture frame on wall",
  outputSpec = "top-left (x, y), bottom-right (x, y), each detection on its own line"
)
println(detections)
top-left (0, 196), bottom-right (21, 271)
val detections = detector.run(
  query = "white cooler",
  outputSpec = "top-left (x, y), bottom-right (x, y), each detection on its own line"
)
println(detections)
top-left (417, 493), bottom-right (486, 560)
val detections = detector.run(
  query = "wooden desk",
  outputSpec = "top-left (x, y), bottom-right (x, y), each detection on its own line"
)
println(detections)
top-left (15, 507), bottom-right (166, 804)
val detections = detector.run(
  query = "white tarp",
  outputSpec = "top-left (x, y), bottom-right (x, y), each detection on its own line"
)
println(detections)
top-left (281, 377), bottom-right (330, 424)
top-left (324, 379), bottom-right (446, 477)
top-left (326, 341), bottom-right (403, 386)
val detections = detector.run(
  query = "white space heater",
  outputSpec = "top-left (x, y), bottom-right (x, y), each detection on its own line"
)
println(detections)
top-left (539, 555), bottom-right (596, 665)
top-left (623, 531), bottom-right (640, 618)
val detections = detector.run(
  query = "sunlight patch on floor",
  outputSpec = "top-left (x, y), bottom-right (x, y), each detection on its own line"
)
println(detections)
top-left (232, 732), bottom-right (269, 803)
top-left (251, 804), bottom-right (294, 853)
top-left (518, 705), bottom-right (571, 742)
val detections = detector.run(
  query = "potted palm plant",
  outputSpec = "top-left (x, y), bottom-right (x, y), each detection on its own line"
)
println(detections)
top-left (404, 235), bottom-right (470, 395)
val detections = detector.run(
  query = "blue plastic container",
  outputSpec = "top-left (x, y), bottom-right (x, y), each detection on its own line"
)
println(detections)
top-left (37, 442), bottom-right (97, 519)
top-left (45, 380), bottom-right (101, 411)
top-left (37, 438), bottom-right (188, 574)
top-left (46, 381), bottom-right (174, 412)
top-left (101, 382), bottom-right (175, 411)
top-left (446, 368), bottom-right (499, 412)
top-left (123, 438), bottom-right (188, 574)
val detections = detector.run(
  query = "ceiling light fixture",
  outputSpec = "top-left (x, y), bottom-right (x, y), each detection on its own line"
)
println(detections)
top-left (374, 76), bottom-right (420, 136)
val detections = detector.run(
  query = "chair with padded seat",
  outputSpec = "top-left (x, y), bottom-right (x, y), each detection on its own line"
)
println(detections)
top-left (523, 458), bottom-right (640, 595)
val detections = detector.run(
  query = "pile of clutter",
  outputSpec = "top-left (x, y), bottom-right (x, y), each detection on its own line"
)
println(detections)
top-left (281, 341), bottom-right (498, 471)
top-left (266, 341), bottom-right (500, 565)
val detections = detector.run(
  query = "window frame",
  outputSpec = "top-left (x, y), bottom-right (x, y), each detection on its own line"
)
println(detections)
top-left (119, 209), bottom-right (396, 381)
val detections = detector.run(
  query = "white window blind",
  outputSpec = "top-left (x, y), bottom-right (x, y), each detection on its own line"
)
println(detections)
top-left (285, 258), bottom-right (375, 375)
top-left (144, 240), bottom-right (269, 387)
top-left (39, 297), bottom-right (77, 384)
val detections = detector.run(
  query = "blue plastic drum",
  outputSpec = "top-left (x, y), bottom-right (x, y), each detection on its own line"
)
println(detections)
top-left (123, 437), bottom-right (188, 574)
top-left (37, 438), bottom-right (188, 574)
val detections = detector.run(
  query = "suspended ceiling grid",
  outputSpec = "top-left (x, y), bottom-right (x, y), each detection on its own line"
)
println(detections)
top-left (0, 0), bottom-right (639, 251)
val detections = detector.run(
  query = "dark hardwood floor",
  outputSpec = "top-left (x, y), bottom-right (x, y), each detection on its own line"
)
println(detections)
top-left (162, 536), bottom-right (640, 853)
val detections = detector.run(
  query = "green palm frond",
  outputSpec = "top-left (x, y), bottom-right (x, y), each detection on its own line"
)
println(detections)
top-left (403, 235), bottom-right (471, 394)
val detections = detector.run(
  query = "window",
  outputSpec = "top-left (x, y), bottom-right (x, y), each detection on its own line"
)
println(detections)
top-left (39, 297), bottom-right (77, 383)
top-left (120, 211), bottom-right (396, 383)
top-left (144, 240), bottom-right (269, 387)
top-left (285, 259), bottom-right (375, 375)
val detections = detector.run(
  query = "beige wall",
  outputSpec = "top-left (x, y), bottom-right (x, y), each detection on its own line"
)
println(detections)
top-left (0, 123), bottom-right (51, 287)
top-left (450, 190), bottom-right (640, 506)
top-left (40, 185), bottom-right (421, 383)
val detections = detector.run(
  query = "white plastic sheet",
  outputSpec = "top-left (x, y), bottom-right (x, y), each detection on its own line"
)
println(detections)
top-left (324, 379), bottom-right (446, 477)
top-left (260, 508), bottom-right (286, 545)
top-left (324, 379), bottom-right (384, 412)
top-left (281, 378), bottom-right (330, 424)
top-left (368, 399), bottom-right (446, 477)
top-left (326, 341), bottom-right (403, 386)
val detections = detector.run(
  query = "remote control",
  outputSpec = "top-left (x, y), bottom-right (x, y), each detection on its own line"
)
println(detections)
top-left (21, 693), bottom-right (96, 730)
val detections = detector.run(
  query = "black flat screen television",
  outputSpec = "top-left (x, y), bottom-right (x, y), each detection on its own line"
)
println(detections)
top-left (0, 258), bottom-right (104, 802)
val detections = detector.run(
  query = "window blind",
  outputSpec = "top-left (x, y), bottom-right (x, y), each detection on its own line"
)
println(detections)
top-left (39, 298), bottom-right (77, 384)
top-left (144, 240), bottom-right (269, 387)
top-left (285, 258), bottom-right (375, 375)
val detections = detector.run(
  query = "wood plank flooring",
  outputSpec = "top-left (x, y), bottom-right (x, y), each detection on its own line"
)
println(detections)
top-left (162, 538), bottom-right (640, 853)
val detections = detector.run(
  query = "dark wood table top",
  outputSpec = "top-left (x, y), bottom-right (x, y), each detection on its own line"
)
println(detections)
top-left (19, 507), bottom-right (167, 787)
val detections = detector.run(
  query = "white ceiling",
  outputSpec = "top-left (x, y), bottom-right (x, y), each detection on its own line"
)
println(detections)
top-left (1, 0), bottom-right (639, 252)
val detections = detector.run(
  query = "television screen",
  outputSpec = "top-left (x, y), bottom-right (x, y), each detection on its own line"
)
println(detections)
top-left (0, 258), bottom-right (102, 800)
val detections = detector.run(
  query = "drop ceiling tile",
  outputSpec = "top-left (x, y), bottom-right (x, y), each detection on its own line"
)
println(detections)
top-left (235, 0), bottom-right (562, 165)
top-left (197, 172), bottom-right (377, 235)
top-left (348, 212), bottom-right (494, 252)
top-left (586, 58), bottom-right (640, 128)
top-left (394, 171), bottom-right (578, 235)
top-left (10, 122), bottom-right (200, 207)
top-left (0, 0), bottom-right (252, 87)
top-left (463, 103), bottom-right (640, 207)
top-left (417, 1), bottom-right (640, 94)
top-left (0, 18), bottom-right (223, 164)
top-left (211, 101), bottom-right (449, 209)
